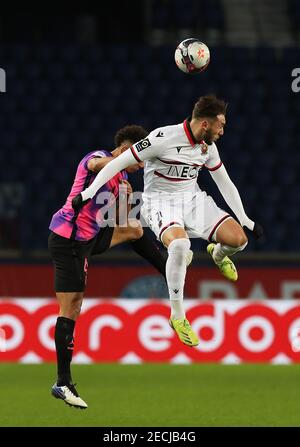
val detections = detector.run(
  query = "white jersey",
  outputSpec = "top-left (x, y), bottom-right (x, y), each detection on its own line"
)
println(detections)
top-left (80, 117), bottom-right (254, 234)
top-left (130, 119), bottom-right (222, 198)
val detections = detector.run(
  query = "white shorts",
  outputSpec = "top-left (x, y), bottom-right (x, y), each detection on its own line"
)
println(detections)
top-left (141, 190), bottom-right (231, 243)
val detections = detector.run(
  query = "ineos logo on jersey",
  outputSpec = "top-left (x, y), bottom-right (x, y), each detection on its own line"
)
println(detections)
top-left (135, 138), bottom-right (152, 152)
top-left (165, 165), bottom-right (200, 179)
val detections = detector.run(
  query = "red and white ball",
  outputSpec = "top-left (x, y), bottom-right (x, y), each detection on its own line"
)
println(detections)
top-left (175, 38), bottom-right (210, 74)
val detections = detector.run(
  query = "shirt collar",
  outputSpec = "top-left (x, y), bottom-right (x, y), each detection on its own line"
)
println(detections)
top-left (183, 117), bottom-right (197, 147)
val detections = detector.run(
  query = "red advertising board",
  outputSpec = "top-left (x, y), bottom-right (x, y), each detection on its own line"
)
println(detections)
top-left (0, 265), bottom-right (300, 298)
top-left (1, 299), bottom-right (300, 363)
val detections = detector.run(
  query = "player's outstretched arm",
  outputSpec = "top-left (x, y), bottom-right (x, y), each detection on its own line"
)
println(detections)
top-left (72, 149), bottom-right (135, 211)
top-left (209, 164), bottom-right (263, 238)
top-left (87, 146), bottom-right (126, 173)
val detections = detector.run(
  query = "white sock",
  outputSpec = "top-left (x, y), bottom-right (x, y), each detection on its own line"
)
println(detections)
top-left (212, 242), bottom-right (248, 264)
top-left (166, 238), bottom-right (191, 320)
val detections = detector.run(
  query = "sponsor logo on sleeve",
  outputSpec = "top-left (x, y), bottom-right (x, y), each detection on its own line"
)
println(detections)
top-left (135, 138), bottom-right (152, 152)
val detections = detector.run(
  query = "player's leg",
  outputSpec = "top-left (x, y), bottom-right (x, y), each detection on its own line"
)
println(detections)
top-left (92, 221), bottom-right (167, 280)
top-left (128, 229), bottom-right (167, 280)
top-left (130, 226), bottom-right (193, 276)
top-left (109, 219), bottom-right (143, 247)
top-left (212, 217), bottom-right (248, 262)
top-left (55, 291), bottom-right (83, 387)
top-left (184, 191), bottom-right (243, 281)
top-left (187, 191), bottom-right (247, 281)
top-left (114, 221), bottom-right (168, 280)
top-left (48, 232), bottom-right (92, 409)
top-left (206, 217), bottom-right (247, 281)
top-left (161, 227), bottom-right (199, 347)
top-left (141, 199), bottom-right (198, 346)
top-left (91, 220), bottom-right (143, 251)
top-left (161, 226), bottom-right (190, 320)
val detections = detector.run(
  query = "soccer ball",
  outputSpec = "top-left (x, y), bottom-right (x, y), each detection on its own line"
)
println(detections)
top-left (175, 38), bottom-right (210, 74)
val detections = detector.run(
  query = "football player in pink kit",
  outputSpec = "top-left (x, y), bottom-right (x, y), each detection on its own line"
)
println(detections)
top-left (49, 125), bottom-right (170, 409)
top-left (73, 95), bottom-right (264, 349)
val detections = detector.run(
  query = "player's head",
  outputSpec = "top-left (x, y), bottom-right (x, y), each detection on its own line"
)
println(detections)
top-left (192, 94), bottom-right (227, 145)
top-left (114, 125), bottom-right (148, 173)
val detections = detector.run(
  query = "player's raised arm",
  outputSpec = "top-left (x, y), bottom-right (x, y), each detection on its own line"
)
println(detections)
top-left (72, 133), bottom-right (163, 210)
top-left (81, 149), bottom-right (135, 202)
top-left (208, 161), bottom-right (264, 240)
top-left (209, 163), bottom-right (254, 228)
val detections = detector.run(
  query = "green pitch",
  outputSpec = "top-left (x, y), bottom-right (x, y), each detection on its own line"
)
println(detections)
top-left (1, 363), bottom-right (300, 427)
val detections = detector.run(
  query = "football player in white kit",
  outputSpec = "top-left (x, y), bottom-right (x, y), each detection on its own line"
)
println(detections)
top-left (72, 95), bottom-right (264, 347)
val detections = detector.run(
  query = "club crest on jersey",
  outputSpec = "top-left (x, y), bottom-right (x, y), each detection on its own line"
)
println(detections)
top-left (201, 143), bottom-right (208, 155)
top-left (135, 138), bottom-right (151, 152)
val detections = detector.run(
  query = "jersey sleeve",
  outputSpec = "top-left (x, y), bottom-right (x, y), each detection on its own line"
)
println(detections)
top-left (205, 143), bottom-right (223, 171)
top-left (83, 150), bottom-right (108, 169)
top-left (129, 130), bottom-right (165, 162)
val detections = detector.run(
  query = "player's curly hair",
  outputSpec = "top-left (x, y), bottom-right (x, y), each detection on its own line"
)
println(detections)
top-left (114, 125), bottom-right (148, 147)
top-left (192, 94), bottom-right (228, 120)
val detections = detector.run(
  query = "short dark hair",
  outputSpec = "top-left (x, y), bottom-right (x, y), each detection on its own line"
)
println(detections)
top-left (114, 125), bottom-right (148, 147)
top-left (192, 94), bottom-right (228, 120)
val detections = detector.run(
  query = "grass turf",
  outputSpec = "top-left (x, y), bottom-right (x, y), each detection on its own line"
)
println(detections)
top-left (0, 363), bottom-right (300, 427)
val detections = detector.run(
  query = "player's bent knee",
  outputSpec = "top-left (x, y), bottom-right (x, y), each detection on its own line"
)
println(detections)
top-left (168, 238), bottom-right (191, 253)
top-left (129, 224), bottom-right (143, 241)
top-left (236, 232), bottom-right (248, 247)
top-left (162, 227), bottom-right (188, 247)
top-left (134, 225), bottom-right (144, 240)
top-left (127, 219), bottom-right (143, 240)
top-left (227, 228), bottom-right (248, 248)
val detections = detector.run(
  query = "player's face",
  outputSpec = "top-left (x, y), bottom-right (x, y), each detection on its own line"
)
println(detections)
top-left (120, 141), bottom-right (144, 173)
top-left (203, 114), bottom-right (226, 145)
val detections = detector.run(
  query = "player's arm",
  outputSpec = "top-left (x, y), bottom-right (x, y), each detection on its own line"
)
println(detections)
top-left (115, 179), bottom-right (133, 225)
top-left (72, 133), bottom-right (162, 209)
top-left (87, 147), bottom-right (124, 173)
top-left (87, 156), bottom-right (117, 173)
top-left (209, 164), bottom-right (264, 239)
top-left (82, 149), bottom-right (136, 201)
top-left (209, 164), bottom-right (254, 229)
top-left (206, 143), bottom-right (263, 239)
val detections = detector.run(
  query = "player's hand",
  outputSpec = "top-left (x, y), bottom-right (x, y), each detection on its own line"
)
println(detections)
top-left (72, 193), bottom-right (90, 211)
top-left (119, 179), bottom-right (133, 196)
top-left (243, 222), bottom-right (264, 241)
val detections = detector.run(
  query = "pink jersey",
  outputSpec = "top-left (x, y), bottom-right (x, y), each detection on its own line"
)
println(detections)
top-left (49, 150), bottom-right (127, 241)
